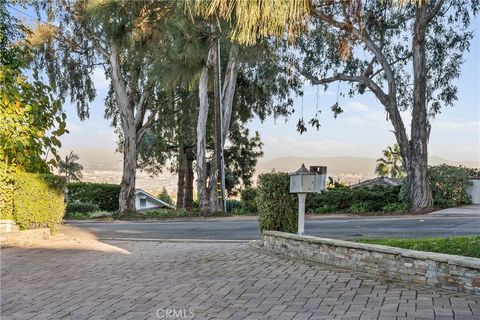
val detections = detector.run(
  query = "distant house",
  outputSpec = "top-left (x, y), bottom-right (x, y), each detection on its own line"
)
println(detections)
top-left (350, 177), bottom-right (403, 188)
top-left (135, 189), bottom-right (174, 210)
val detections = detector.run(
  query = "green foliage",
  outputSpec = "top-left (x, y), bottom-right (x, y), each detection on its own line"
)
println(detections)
top-left (0, 3), bottom-right (67, 218)
top-left (66, 202), bottom-right (100, 214)
top-left (428, 164), bottom-right (474, 208)
top-left (114, 208), bottom-right (224, 220)
top-left (307, 185), bottom-right (402, 213)
top-left (375, 144), bottom-right (406, 178)
top-left (9, 170), bottom-right (65, 230)
top-left (357, 236), bottom-right (480, 259)
top-left (382, 202), bottom-right (410, 213)
top-left (67, 182), bottom-right (120, 212)
top-left (59, 151), bottom-right (83, 182)
top-left (348, 202), bottom-right (372, 213)
top-left (64, 211), bottom-right (93, 220)
top-left (226, 199), bottom-right (242, 212)
top-left (313, 205), bottom-right (336, 214)
top-left (157, 187), bottom-right (174, 206)
top-left (256, 173), bottom-right (297, 233)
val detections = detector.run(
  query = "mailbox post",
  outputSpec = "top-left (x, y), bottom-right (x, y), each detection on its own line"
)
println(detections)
top-left (289, 164), bottom-right (327, 235)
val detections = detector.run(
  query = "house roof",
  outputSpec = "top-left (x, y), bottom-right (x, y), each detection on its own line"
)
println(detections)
top-left (350, 177), bottom-right (403, 189)
top-left (135, 189), bottom-right (174, 209)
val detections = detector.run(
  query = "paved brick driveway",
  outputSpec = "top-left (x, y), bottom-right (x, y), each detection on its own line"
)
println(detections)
top-left (1, 239), bottom-right (479, 320)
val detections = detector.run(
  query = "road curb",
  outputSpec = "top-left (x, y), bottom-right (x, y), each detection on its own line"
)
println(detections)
top-left (99, 237), bottom-right (252, 243)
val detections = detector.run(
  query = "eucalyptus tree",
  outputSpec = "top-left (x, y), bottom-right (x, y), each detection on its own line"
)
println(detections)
top-left (34, 0), bottom-right (175, 213)
top-left (295, 0), bottom-right (478, 211)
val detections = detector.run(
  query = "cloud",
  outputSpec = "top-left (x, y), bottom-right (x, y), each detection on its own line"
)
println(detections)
top-left (342, 101), bottom-right (370, 112)
top-left (264, 136), bottom-right (357, 158)
top-left (433, 119), bottom-right (480, 133)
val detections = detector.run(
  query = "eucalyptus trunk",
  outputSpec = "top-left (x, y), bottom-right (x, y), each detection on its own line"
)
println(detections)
top-left (408, 3), bottom-right (433, 211)
top-left (176, 147), bottom-right (186, 209)
top-left (196, 61), bottom-right (210, 211)
top-left (184, 146), bottom-right (194, 211)
top-left (207, 46), bottom-right (238, 211)
top-left (119, 131), bottom-right (137, 213)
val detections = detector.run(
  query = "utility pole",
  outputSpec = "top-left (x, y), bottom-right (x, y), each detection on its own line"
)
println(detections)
top-left (213, 37), bottom-right (226, 214)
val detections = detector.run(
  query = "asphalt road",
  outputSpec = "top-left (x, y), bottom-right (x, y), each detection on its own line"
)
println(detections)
top-left (63, 215), bottom-right (480, 241)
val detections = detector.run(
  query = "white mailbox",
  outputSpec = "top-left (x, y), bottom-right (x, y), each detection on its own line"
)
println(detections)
top-left (289, 164), bottom-right (327, 235)
top-left (289, 165), bottom-right (326, 194)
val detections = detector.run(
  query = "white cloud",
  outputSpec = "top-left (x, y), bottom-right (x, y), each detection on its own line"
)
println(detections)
top-left (433, 119), bottom-right (480, 133)
top-left (342, 101), bottom-right (370, 112)
top-left (264, 136), bottom-right (357, 158)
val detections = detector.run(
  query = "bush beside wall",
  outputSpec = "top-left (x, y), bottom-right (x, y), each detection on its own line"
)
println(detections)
top-left (67, 182), bottom-right (120, 212)
top-left (428, 164), bottom-right (475, 208)
top-left (11, 171), bottom-right (66, 230)
top-left (256, 173), bottom-right (297, 233)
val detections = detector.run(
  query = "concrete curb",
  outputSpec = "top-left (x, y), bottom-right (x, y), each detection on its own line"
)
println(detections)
top-left (99, 237), bottom-right (252, 243)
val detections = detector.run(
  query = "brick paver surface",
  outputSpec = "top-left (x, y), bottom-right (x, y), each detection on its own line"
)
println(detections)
top-left (1, 239), bottom-right (479, 320)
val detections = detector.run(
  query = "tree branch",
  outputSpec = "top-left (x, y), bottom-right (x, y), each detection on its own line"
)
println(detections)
top-left (302, 71), bottom-right (390, 106)
top-left (136, 111), bottom-right (157, 144)
top-left (425, 0), bottom-right (445, 23)
top-left (134, 79), bottom-right (154, 131)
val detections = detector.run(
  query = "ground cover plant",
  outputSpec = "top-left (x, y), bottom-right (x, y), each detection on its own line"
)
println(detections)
top-left (357, 236), bottom-right (480, 259)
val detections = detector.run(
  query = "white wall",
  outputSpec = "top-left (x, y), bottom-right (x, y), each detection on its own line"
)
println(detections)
top-left (135, 194), bottom-right (162, 210)
top-left (467, 179), bottom-right (480, 204)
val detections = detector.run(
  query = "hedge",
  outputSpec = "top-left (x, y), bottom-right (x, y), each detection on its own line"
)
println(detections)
top-left (67, 182), bottom-right (120, 211)
top-left (66, 202), bottom-right (100, 214)
top-left (256, 173), bottom-right (297, 233)
top-left (306, 185), bottom-right (402, 213)
top-left (9, 171), bottom-right (66, 230)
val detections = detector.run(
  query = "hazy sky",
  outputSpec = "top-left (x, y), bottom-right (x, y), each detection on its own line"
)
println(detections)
top-left (57, 22), bottom-right (480, 168)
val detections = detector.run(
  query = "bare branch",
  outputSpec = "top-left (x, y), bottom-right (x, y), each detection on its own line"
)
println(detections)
top-left (302, 71), bottom-right (389, 105)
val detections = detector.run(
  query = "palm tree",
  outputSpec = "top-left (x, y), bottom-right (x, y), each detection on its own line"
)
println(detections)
top-left (375, 144), bottom-right (406, 179)
top-left (58, 151), bottom-right (83, 182)
top-left (192, 0), bottom-right (311, 45)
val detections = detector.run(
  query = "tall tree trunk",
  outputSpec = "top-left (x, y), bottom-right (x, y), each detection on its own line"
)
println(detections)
top-left (221, 45), bottom-right (238, 145)
top-left (184, 146), bottom-right (194, 211)
top-left (176, 147), bottom-right (186, 209)
top-left (409, 4), bottom-right (433, 211)
top-left (119, 131), bottom-right (137, 213)
top-left (208, 160), bottom-right (218, 212)
top-left (110, 44), bottom-right (137, 214)
top-left (196, 47), bottom-right (214, 211)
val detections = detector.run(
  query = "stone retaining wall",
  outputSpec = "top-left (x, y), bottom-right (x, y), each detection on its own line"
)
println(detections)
top-left (262, 231), bottom-right (480, 295)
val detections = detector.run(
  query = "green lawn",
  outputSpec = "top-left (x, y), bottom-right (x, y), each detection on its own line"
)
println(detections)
top-left (356, 236), bottom-right (480, 258)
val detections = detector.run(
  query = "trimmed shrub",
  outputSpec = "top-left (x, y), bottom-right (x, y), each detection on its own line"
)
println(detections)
top-left (12, 171), bottom-right (66, 230)
top-left (429, 164), bottom-right (474, 208)
top-left (66, 202), bottom-right (100, 214)
top-left (256, 173), bottom-right (297, 233)
top-left (226, 199), bottom-right (241, 212)
top-left (307, 185), bottom-right (402, 213)
top-left (67, 182), bottom-right (120, 211)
